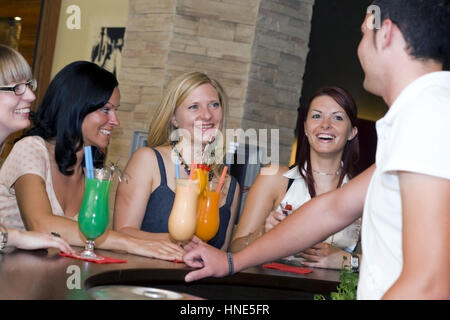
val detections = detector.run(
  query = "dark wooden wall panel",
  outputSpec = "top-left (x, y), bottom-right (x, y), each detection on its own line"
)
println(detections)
top-left (0, 0), bottom-right (42, 67)
top-left (0, 0), bottom-right (61, 163)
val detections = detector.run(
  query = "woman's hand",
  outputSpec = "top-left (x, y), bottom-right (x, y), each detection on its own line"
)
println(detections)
top-left (183, 235), bottom-right (203, 252)
top-left (7, 229), bottom-right (74, 254)
top-left (264, 210), bottom-right (287, 233)
top-left (299, 242), bottom-right (350, 270)
top-left (130, 237), bottom-right (186, 262)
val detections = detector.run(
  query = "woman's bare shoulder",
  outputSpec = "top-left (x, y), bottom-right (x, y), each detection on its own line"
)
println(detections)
top-left (129, 146), bottom-right (159, 162)
top-left (123, 146), bottom-right (160, 174)
top-left (257, 164), bottom-right (291, 182)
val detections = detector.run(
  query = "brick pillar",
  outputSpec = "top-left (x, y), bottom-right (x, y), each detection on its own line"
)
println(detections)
top-left (107, 0), bottom-right (314, 167)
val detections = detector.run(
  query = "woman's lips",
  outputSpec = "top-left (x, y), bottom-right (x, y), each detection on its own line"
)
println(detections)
top-left (196, 124), bottom-right (215, 130)
top-left (316, 133), bottom-right (336, 142)
top-left (99, 128), bottom-right (111, 136)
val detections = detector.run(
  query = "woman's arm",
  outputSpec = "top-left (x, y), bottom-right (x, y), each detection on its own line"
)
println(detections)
top-left (229, 165), bottom-right (289, 252)
top-left (15, 174), bottom-right (86, 246)
top-left (113, 147), bottom-right (172, 241)
top-left (14, 173), bottom-right (184, 261)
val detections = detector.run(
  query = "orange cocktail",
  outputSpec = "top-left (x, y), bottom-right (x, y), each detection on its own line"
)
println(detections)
top-left (195, 190), bottom-right (220, 242)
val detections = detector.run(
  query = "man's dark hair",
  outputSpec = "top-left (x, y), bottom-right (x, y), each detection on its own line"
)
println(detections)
top-left (372, 0), bottom-right (450, 68)
top-left (26, 61), bottom-right (118, 175)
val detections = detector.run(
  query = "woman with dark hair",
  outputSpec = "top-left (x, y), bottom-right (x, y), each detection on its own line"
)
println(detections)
top-left (0, 60), bottom-right (184, 261)
top-left (229, 86), bottom-right (361, 270)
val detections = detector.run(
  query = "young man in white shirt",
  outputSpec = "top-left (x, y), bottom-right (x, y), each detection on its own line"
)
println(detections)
top-left (183, 0), bottom-right (450, 299)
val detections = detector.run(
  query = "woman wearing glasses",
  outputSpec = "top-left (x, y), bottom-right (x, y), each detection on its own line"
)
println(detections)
top-left (0, 44), bottom-right (73, 253)
top-left (0, 56), bottom-right (185, 261)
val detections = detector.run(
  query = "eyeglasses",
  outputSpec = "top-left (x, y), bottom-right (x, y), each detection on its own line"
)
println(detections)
top-left (0, 79), bottom-right (37, 96)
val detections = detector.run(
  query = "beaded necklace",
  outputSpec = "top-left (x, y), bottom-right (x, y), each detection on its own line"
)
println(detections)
top-left (171, 142), bottom-right (214, 181)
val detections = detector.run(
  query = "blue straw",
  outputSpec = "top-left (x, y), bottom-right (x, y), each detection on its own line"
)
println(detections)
top-left (175, 158), bottom-right (181, 179)
top-left (84, 146), bottom-right (94, 179)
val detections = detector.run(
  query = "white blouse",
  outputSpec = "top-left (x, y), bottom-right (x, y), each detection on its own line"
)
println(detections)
top-left (276, 165), bottom-right (361, 252)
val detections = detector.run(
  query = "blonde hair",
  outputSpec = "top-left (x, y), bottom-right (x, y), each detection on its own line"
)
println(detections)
top-left (0, 45), bottom-right (32, 85)
top-left (147, 71), bottom-right (228, 178)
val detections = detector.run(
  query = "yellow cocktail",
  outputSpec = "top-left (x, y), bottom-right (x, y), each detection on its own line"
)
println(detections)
top-left (192, 164), bottom-right (211, 195)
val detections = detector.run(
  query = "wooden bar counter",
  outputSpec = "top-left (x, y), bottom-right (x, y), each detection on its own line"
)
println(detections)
top-left (0, 247), bottom-right (340, 300)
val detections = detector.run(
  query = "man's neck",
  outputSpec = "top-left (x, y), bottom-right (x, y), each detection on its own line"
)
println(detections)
top-left (383, 59), bottom-right (443, 107)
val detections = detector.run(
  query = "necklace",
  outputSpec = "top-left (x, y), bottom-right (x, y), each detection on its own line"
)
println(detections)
top-left (172, 143), bottom-right (191, 176)
top-left (171, 143), bottom-right (214, 181)
top-left (311, 167), bottom-right (341, 176)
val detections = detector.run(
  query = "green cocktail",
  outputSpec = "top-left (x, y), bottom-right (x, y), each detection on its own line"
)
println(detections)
top-left (78, 177), bottom-right (111, 259)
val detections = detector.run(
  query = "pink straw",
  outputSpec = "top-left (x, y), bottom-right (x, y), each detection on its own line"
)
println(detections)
top-left (216, 166), bottom-right (228, 193)
top-left (189, 164), bottom-right (195, 192)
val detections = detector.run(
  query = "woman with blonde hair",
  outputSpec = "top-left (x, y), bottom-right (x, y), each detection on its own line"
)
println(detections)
top-left (114, 71), bottom-right (240, 250)
top-left (0, 44), bottom-right (72, 253)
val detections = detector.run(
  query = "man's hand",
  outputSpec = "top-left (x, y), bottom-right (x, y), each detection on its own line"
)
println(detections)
top-left (183, 236), bottom-right (229, 282)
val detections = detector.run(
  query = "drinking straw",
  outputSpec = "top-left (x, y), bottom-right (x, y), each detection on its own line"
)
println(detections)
top-left (216, 165), bottom-right (228, 193)
top-left (84, 146), bottom-right (94, 179)
top-left (188, 164), bottom-right (195, 192)
top-left (189, 164), bottom-right (195, 180)
top-left (175, 159), bottom-right (180, 179)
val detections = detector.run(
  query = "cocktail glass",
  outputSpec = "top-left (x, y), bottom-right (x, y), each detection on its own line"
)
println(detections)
top-left (78, 168), bottom-right (112, 260)
top-left (168, 179), bottom-right (199, 242)
top-left (195, 189), bottom-right (220, 242)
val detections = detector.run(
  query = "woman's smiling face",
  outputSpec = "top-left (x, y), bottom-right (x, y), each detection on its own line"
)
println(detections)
top-left (305, 95), bottom-right (357, 156)
top-left (0, 78), bottom-right (36, 137)
top-left (171, 83), bottom-right (223, 146)
top-left (81, 87), bottom-right (120, 150)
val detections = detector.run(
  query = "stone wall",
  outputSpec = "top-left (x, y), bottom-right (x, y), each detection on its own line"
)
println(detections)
top-left (108, 0), bottom-right (314, 168)
top-left (244, 0), bottom-right (314, 164)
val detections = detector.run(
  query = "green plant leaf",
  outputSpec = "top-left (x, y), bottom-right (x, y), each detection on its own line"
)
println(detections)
top-left (314, 255), bottom-right (359, 300)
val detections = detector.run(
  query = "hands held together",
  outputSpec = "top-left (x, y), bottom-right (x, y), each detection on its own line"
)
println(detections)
top-left (266, 211), bottom-right (351, 270)
top-left (298, 242), bottom-right (350, 270)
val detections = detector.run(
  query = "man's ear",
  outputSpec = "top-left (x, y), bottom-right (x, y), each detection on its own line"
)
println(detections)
top-left (378, 18), bottom-right (395, 50)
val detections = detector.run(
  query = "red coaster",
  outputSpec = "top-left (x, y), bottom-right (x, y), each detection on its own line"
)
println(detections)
top-left (263, 262), bottom-right (313, 274)
top-left (59, 252), bottom-right (127, 264)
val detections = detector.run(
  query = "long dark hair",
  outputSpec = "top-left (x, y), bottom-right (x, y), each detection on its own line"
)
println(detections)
top-left (25, 61), bottom-right (118, 175)
top-left (296, 86), bottom-right (359, 198)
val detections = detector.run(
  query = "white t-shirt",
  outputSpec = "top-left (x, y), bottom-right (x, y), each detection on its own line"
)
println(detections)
top-left (278, 166), bottom-right (361, 252)
top-left (357, 71), bottom-right (450, 300)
